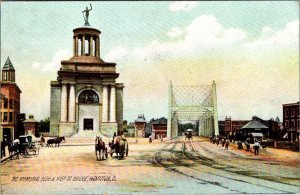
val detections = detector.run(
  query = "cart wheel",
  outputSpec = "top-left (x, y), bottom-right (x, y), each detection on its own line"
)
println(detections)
top-left (25, 147), bottom-right (30, 156)
top-left (126, 144), bottom-right (129, 157)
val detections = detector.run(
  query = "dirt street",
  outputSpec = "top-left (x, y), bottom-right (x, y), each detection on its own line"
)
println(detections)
top-left (1, 137), bottom-right (299, 194)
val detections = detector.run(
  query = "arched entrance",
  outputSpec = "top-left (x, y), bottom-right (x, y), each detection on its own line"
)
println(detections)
top-left (77, 89), bottom-right (101, 131)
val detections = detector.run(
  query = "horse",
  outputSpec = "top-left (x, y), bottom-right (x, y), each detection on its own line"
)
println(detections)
top-left (7, 140), bottom-right (19, 159)
top-left (95, 136), bottom-right (106, 160)
top-left (47, 136), bottom-right (65, 147)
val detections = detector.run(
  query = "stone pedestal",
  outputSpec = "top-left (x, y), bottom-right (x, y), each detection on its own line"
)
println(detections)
top-left (59, 122), bottom-right (77, 137)
top-left (101, 122), bottom-right (118, 137)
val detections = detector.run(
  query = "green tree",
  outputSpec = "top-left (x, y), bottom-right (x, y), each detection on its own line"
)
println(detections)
top-left (39, 117), bottom-right (50, 132)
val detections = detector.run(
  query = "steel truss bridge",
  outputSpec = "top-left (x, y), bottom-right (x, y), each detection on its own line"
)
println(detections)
top-left (167, 81), bottom-right (219, 138)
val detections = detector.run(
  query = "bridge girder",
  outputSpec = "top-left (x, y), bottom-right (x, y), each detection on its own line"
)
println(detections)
top-left (167, 81), bottom-right (219, 138)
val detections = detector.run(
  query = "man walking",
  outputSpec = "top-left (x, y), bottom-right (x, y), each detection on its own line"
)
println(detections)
top-left (253, 141), bottom-right (262, 155)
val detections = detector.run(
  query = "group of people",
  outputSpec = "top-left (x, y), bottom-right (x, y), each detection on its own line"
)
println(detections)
top-left (210, 135), bottom-right (230, 150)
top-left (234, 137), bottom-right (263, 156)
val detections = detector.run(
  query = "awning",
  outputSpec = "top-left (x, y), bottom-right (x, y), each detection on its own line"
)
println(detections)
top-left (251, 132), bottom-right (263, 137)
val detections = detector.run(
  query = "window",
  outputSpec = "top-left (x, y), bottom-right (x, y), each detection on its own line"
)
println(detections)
top-left (3, 99), bottom-right (8, 109)
top-left (285, 109), bottom-right (289, 117)
top-left (285, 120), bottom-right (289, 128)
top-left (291, 120), bottom-right (295, 128)
top-left (9, 112), bottom-right (13, 122)
top-left (3, 112), bottom-right (7, 122)
top-left (78, 90), bottom-right (99, 104)
top-left (9, 99), bottom-right (13, 109)
top-left (291, 109), bottom-right (295, 117)
top-left (297, 120), bottom-right (300, 129)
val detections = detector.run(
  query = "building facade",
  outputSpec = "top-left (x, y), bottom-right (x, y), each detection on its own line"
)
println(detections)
top-left (151, 117), bottom-right (167, 139)
top-left (219, 116), bottom-right (280, 139)
top-left (282, 102), bottom-right (300, 141)
top-left (134, 114), bottom-right (146, 138)
top-left (0, 57), bottom-right (22, 141)
top-left (50, 22), bottom-right (124, 137)
top-left (24, 114), bottom-right (39, 135)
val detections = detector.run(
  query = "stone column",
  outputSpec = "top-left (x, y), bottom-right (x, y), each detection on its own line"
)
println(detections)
top-left (89, 36), bottom-right (93, 56)
top-left (73, 36), bottom-right (76, 56)
top-left (60, 84), bottom-right (67, 122)
top-left (68, 84), bottom-right (75, 122)
top-left (110, 86), bottom-right (116, 122)
top-left (97, 37), bottom-right (100, 57)
top-left (75, 36), bottom-right (78, 56)
top-left (95, 37), bottom-right (99, 58)
top-left (102, 85), bottom-right (108, 122)
top-left (81, 35), bottom-right (85, 56)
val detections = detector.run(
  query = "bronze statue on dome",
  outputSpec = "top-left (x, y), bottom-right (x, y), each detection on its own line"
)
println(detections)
top-left (82, 4), bottom-right (92, 26)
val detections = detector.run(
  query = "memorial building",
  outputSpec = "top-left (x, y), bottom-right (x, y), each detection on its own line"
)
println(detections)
top-left (50, 10), bottom-right (124, 137)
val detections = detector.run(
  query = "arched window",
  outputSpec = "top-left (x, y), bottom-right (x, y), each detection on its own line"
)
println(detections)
top-left (78, 90), bottom-right (99, 104)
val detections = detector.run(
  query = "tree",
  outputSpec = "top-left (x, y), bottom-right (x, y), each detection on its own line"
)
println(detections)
top-left (39, 117), bottom-right (50, 132)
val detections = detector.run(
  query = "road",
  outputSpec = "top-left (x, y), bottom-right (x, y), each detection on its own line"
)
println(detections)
top-left (1, 137), bottom-right (299, 194)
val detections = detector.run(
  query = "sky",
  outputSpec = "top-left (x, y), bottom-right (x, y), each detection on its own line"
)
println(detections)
top-left (1, 1), bottom-right (299, 122)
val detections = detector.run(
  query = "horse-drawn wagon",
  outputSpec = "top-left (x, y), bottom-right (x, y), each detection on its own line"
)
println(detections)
top-left (109, 136), bottom-right (129, 159)
top-left (18, 135), bottom-right (40, 157)
top-left (185, 129), bottom-right (194, 141)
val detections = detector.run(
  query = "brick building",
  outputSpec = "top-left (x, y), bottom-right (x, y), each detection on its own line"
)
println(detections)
top-left (282, 102), bottom-right (300, 141)
top-left (0, 57), bottom-right (22, 141)
top-left (150, 117), bottom-right (167, 139)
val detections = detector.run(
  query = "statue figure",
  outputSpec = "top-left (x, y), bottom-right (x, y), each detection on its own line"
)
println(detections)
top-left (82, 4), bottom-right (92, 26)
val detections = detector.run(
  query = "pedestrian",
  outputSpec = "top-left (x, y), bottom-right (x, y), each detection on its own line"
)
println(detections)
top-left (222, 139), bottom-right (226, 147)
top-left (216, 138), bottom-right (219, 146)
top-left (225, 139), bottom-right (230, 150)
top-left (253, 141), bottom-right (262, 155)
top-left (149, 136), bottom-right (152, 143)
top-left (237, 140), bottom-right (243, 149)
top-left (1, 139), bottom-right (7, 158)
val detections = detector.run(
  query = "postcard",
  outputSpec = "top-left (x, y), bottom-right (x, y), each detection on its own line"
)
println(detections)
top-left (1, 1), bottom-right (299, 194)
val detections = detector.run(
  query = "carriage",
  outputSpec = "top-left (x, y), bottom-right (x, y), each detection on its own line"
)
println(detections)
top-left (109, 136), bottom-right (129, 159)
top-left (185, 129), bottom-right (194, 141)
top-left (18, 135), bottom-right (40, 156)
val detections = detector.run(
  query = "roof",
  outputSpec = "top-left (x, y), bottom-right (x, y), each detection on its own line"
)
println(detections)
top-left (151, 117), bottom-right (167, 125)
top-left (134, 114), bottom-right (146, 123)
top-left (251, 132), bottom-right (264, 137)
top-left (2, 57), bottom-right (15, 71)
top-left (241, 119), bottom-right (268, 130)
top-left (24, 115), bottom-right (38, 123)
top-left (24, 118), bottom-right (38, 123)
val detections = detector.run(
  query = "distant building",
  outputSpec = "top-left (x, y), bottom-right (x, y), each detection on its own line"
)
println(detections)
top-left (24, 115), bottom-right (39, 135)
top-left (151, 117), bottom-right (167, 139)
top-left (219, 116), bottom-right (281, 139)
top-left (282, 102), bottom-right (300, 141)
top-left (0, 57), bottom-right (22, 141)
top-left (134, 114), bottom-right (146, 137)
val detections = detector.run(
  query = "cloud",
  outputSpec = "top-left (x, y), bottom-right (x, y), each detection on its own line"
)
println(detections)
top-left (105, 47), bottom-right (128, 63)
top-left (38, 49), bottom-right (71, 72)
top-left (246, 20), bottom-right (299, 48)
top-left (132, 15), bottom-right (247, 62)
top-left (166, 27), bottom-right (184, 38)
top-left (169, 1), bottom-right (198, 12)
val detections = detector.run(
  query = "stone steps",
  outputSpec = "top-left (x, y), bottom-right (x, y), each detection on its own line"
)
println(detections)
top-left (72, 130), bottom-right (108, 138)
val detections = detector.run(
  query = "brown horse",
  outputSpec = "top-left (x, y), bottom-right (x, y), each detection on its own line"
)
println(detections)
top-left (95, 136), bottom-right (106, 160)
